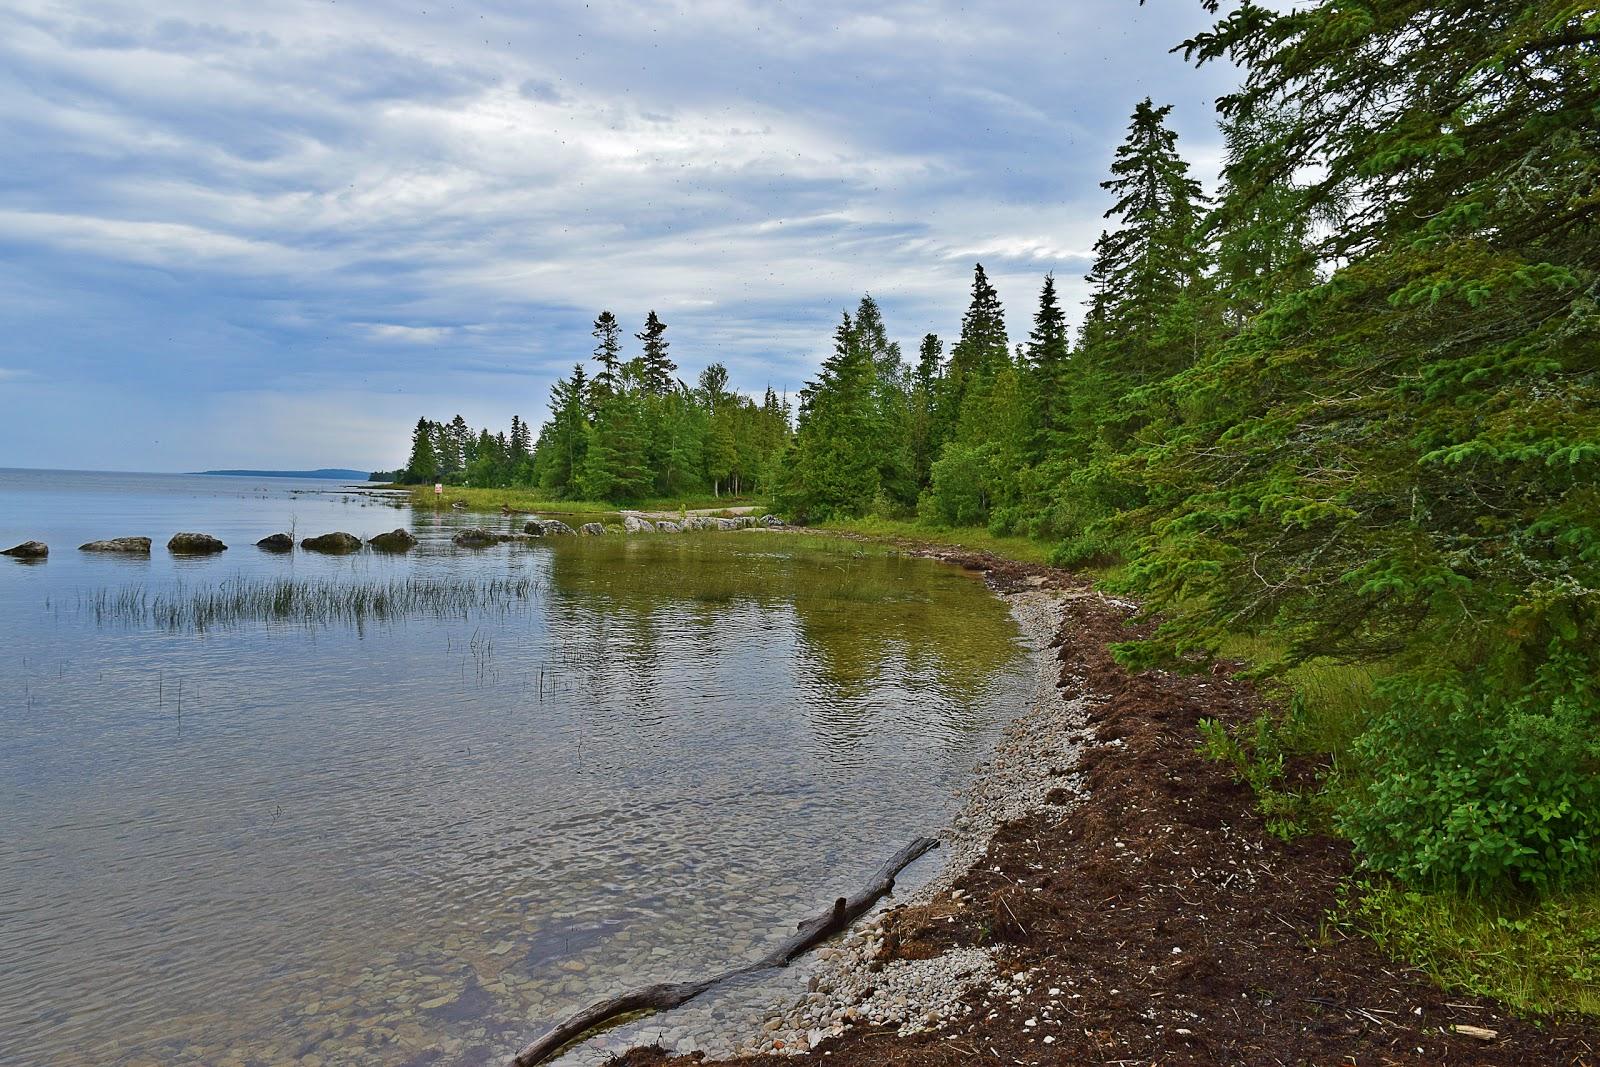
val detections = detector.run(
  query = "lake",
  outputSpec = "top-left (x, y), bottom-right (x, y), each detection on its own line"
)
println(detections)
top-left (0, 469), bottom-right (1037, 1066)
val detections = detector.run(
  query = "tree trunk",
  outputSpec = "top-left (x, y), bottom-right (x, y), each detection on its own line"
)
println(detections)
top-left (509, 837), bottom-right (937, 1066)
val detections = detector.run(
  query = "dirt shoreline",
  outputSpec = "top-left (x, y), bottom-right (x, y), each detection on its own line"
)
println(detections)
top-left (612, 547), bottom-right (1600, 1066)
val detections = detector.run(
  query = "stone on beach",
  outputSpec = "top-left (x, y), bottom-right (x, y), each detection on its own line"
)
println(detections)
top-left (80, 537), bottom-right (151, 553)
top-left (168, 532), bottom-right (227, 554)
top-left (301, 532), bottom-right (363, 554)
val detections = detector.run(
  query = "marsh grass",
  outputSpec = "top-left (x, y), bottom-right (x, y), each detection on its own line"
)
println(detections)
top-left (82, 576), bottom-right (543, 632)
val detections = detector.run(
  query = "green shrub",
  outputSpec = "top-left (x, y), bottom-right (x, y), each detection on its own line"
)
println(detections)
top-left (1341, 650), bottom-right (1600, 894)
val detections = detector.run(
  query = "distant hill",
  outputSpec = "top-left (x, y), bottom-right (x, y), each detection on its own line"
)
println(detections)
top-left (193, 468), bottom-right (372, 480)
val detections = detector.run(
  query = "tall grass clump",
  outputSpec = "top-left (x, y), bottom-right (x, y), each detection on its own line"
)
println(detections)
top-left (85, 576), bottom-right (543, 632)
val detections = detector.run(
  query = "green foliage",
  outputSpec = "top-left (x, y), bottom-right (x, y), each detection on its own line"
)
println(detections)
top-left (1345, 879), bottom-right (1600, 1017)
top-left (1342, 644), bottom-right (1600, 894)
top-left (1196, 711), bottom-right (1318, 841)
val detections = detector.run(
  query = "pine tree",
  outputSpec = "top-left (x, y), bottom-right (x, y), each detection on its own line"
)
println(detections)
top-left (1024, 274), bottom-right (1071, 458)
top-left (635, 311), bottom-right (676, 396)
top-left (854, 295), bottom-right (914, 507)
top-left (1080, 99), bottom-right (1206, 382)
top-left (942, 264), bottom-right (1010, 445)
top-left (777, 312), bottom-right (881, 520)
top-left (591, 311), bottom-right (624, 398)
top-left (579, 388), bottom-right (653, 501)
top-left (909, 333), bottom-right (943, 489)
top-left (406, 417), bottom-right (439, 484)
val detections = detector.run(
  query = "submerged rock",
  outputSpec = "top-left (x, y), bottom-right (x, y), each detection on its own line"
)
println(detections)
top-left (622, 514), bottom-right (655, 533)
top-left (301, 531), bottom-right (362, 554)
top-left (655, 520), bottom-right (683, 533)
top-left (3, 540), bottom-right (47, 558)
top-left (452, 527), bottom-right (502, 547)
top-left (256, 532), bottom-right (294, 552)
top-left (168, 532), bottom-right (227, 554)
top-left (367, 528), bottom-right (418, 552)
top-left (759, 514), bottom-right (785, 527)
top-left (578, 522), bottom-right (606, 536)
top-left (80, 537), bottom-right (151, 553)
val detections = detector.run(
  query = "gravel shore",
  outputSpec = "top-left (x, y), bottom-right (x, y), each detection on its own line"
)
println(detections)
top-left (731, 583), bottom-right (1088, 1056)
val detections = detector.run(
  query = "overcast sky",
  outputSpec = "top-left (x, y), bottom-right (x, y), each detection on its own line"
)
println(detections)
top-left (0, 0), bottom-right (1240, 472)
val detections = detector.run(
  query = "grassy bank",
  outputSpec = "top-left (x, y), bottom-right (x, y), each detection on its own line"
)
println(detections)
top-left (822, 515), bottom-right (1597, 1023)
top-left (392, 484), bottom-right (770, 517)
top-left (818, 516), bottom-right (1056, 566)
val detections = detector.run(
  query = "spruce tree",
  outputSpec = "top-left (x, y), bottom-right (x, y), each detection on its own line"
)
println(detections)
top-left (591, 311), bottom-right (623, 398)
top-left (909, 333), bottom-right (943, 489)
top-left (635, 311), bottom-right (676, 396)
top-left (1024, 274), bottom-right (1071, 458)
top-left (777, 313), bottom-right (881, 520)
top-left (406, 417), bottom-right (439, 484)
top-left (941, 264), bottom-right (1010, 445)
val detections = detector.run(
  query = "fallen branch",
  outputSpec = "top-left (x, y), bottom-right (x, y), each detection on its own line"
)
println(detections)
top-left (509, 836), bottom-right (938, 1066)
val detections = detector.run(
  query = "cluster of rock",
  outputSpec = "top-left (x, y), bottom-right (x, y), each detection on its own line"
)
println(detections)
top-left (6, 514), bottom-right (786, 561)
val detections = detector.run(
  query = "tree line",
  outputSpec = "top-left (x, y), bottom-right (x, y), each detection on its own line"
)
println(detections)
top-left (397, 309), bottom-right (793, 500)
top-left (393, 0), bottom-right (1597, 897)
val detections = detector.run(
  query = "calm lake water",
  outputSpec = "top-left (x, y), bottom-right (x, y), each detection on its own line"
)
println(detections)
top-left (0, 469), bottom-right (1035, 1067)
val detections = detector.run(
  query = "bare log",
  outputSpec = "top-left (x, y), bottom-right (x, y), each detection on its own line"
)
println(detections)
top-left (509, 836), bottom-right (938, 1067)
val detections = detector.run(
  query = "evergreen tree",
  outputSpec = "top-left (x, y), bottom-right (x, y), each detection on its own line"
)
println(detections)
top-left (942, 264), bottom-right (1010, 445)
top-left (854, 295), bottom-right (914, 507)
top-left (579, 388), bottom-right (653, 501)
top-left (406, 417), bottom-right (439, 484)
top-left (777, 312), bottom-right (881, 520)
top-left (591, 311), bottom-right (624, 398)
top-left (635, 311), bottom-right (676, 396)
top-left (908, 333), bottom-right (944, 489)
top-left (1024, 274), bottom-right (1071, 458)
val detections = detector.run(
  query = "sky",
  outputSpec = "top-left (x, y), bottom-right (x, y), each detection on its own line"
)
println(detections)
top-left (0, 0), bottom-right (1242, 473)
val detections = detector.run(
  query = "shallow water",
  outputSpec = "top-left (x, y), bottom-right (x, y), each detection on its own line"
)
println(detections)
top-left (0, 470), bottom-right (1032, 1066)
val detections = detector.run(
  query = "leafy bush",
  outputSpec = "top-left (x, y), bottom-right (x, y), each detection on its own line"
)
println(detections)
top-left (1341, 649), bottom-right (1600, 894)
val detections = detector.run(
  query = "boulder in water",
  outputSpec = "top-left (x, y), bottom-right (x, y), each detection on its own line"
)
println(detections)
top-left (3, 540), bottom-right (47, 558)
top-left (714, 517), bottom-right (739, 530)
top-left (523, 521), bottom-right (545, 536)
top-left (168, 532), bottom-right (227, 554)
top-left (578, 522), bottom-right (606, 536)
top-left (452, 527), bottom-right (502, 547)
top-left (655, 520), bottom-right (683, 533)
top-left (301, 531), bottom-right (362, 554)
top-left (541, 519), bottom-right (576, 536)
top-left (368, 528), bottom-right (418, 552)
top-left (621, 514), bottom-right (655, 533)
top-left (256, 532), bottom-right (294, 552)
top-left (759, 514), bottom-right (785, 527)
top-left (80, 537), bottom-right (151, 553)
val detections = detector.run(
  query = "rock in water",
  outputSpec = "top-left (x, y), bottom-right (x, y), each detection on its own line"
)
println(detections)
top-left (541, 520), bottom-right (576, 536)
top-left (523, 520), bottom-right (545, 536)
top-left (759, 514), bottom-right (785, 527)
top-left (578, 522), bottom-right (606, 536)
top-left (368, 528), bottom-right (418, 552)
top-left (715, 517), bottom-right (739, 530)
top-left (301, 531), bottom-right (362, 554)
top-left (655, 520), bottom-right (683, 533)
top-left (80, 537), bottom-right (151, 553)
top-left (621, 514), bottom-right (655, 533)
top-left (168, 532), bottom-right (227, 554)
top-left (2, 540), bottom-right (47, 558)
top-left (452, 527), bottom-right (501, 547)
top-left (256, 532), bottom-right (294, 552)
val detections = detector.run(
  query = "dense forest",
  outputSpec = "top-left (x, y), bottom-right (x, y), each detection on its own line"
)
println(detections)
top-left (396, 0), bottom-right (1598, 913)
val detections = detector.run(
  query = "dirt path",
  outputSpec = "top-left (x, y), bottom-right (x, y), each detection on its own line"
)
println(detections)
top-left (610, 549), bottom-right (1600, 1067)
top-left (623, 505), bottom-right (762, 521)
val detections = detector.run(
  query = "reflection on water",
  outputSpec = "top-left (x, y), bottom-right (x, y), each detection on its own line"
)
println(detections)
top-left (0, 472), bottom-right (1030, 1066)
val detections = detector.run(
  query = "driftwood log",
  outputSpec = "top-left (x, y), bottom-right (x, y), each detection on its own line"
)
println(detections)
top-left (510, 836), bottom-right (939, 1067)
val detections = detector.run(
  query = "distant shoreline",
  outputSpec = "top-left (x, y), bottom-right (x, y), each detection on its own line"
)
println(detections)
top-left (191, 469), bottom-right (372, 480)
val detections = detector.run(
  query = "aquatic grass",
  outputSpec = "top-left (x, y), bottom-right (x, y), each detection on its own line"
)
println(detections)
top-left (80, 575), bottom-right (544, 632)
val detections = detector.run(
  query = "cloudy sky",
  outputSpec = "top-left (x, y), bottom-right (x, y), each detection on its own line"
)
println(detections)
top-left (0, 0), bottom-right (1239, 472)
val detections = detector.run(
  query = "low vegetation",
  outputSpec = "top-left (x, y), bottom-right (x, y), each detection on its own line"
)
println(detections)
top-left (82, 576), bottom-right (542, 632)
